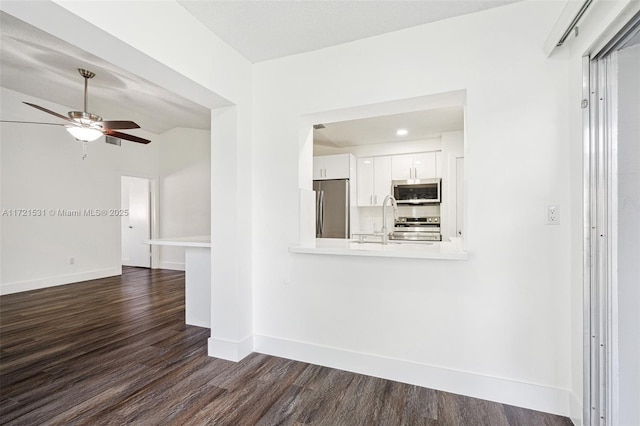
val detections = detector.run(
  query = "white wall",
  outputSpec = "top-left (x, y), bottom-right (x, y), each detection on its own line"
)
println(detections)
top-left (158, 127), bottom-right (211, 270)
top-left (252, 1), bottom-right (574, 416)
top-left (0, 88), bottom-right (212, 290)
top-left (0, 88), bottom-right (159, 294)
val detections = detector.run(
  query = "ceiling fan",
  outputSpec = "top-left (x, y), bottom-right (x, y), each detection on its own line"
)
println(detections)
top-left (2, 68), bottom-right (150, 158)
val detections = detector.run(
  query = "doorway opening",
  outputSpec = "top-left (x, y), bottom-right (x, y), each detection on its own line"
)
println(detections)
top-left (121, 176), bottom-right (153, 268)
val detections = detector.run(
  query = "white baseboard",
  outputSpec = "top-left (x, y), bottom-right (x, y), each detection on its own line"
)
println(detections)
top-left (0, 267), bottom-right (122, 295)
top-left (158, 261), bottom-right (185, 271)
top-left (208, 335), bottom-right (254, 362)
top-left (254, 334), bottom-right (572, 418)
top-left (569, 391), bottom-right (583, 425)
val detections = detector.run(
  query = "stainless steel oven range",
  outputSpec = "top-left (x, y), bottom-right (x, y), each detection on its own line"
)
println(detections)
top-left (390, 216), bottom-right (441, 241)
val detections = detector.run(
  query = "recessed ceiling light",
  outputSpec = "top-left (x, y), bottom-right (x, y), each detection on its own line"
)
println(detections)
top-left (396, 129), bottom-right (408, 136)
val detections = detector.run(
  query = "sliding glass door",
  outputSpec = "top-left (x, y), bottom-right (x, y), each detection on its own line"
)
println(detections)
top-left (585, 13), bottom-right (640, 426)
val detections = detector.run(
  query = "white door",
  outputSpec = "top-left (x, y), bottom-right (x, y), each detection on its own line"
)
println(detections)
top-left (121, 176), bottom-right (151, 267)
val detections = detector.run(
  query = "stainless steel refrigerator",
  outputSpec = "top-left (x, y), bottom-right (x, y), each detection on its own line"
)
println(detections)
top-left (313, 179), bottom-right (349, 238)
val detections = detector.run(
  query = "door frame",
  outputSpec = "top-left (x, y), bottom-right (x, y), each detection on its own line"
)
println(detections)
top-left (120, 173), bottom-right (159, 269)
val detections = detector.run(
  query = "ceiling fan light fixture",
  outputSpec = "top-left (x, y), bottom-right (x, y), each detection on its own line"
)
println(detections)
top-left (17, 69), bottom-right (150, 146)
top-left (66, 126), bottom-right (103, 142)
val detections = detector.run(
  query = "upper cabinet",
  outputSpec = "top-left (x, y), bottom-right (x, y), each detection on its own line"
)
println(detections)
top-left (313, 154), bottom-right (352, 180)
top-left (391, 152), bottom-right (437, 180)
top-left (357, 156), bottom-right (392, 206)
top-left (435, 151), bottom-right (443, 178)
top-left (390, 154), bottom-right (414, 180)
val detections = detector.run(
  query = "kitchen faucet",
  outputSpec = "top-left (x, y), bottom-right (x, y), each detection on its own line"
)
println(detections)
top-left (381, 195), bottom-right (397, 244)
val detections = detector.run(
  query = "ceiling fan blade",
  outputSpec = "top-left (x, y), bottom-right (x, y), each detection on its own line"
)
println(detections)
top-left (106, 130), bottom-right (151, 144)
top-left (23, 102), bottom-right (71, 122)
top-left (0, 120), bottom-right (66, 126)
top-left (96, 120), bottom-right (140, 130)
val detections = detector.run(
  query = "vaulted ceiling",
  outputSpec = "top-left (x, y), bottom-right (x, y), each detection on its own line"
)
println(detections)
top-left (1, 1), bottom-right (520, 134)
top-left (178, 0), bottom-right (521, 63)
top-left (0, 12), bottom-right (211, 134)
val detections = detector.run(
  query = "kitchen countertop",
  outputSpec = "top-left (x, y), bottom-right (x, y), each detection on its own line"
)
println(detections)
top-left (289, 237), bottom-right (468, 260)
top-left (145, 235), bottom-right (211, 248)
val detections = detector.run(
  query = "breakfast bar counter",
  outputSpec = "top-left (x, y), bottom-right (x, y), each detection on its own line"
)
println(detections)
top-left (289, 237), bottom-right (468, 260)
top-left (145, 236), bottom-right (211, 328)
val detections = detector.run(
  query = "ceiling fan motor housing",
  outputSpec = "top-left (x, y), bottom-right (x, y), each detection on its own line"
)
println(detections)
top-left (68, 111), bottom-right (102, 125)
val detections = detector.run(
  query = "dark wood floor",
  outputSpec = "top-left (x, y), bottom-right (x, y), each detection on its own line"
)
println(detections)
top-left (0, 267), bottom-right (573, 425)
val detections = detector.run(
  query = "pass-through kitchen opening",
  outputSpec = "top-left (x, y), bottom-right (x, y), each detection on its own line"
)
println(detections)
top-left (311, 106), bottom-right (465, 245)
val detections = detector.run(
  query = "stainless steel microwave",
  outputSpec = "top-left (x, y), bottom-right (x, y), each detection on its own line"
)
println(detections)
top-left (392, 178), bottom-right (441, 205)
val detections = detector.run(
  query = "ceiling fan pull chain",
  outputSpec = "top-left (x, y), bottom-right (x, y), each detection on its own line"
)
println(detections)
top-left (82, 141), bottom-right (88, 160)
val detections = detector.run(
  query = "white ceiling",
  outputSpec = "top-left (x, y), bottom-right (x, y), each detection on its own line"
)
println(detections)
top-left (1, 2), bottom-right (518, 135)
top-left (314, 106), bottom-right (464, 148)
top-left (178, 0), bottom-right (522, 63)
top-left (0, 12), bottom-right (212, 135)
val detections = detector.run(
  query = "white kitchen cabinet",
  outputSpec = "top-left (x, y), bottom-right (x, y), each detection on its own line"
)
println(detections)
top-left (313, 154), bottom-right (351, 180)
top-left (357, 156), bottom-right (392, 206)
top-left (373, 157), bottom-right (393, 205)
top-left (435, 151), bottom-right (443, 178)
top-left (391, 154), bottom-right (413, 180)
top-left (391, 151), bottom-right (443, 180)
top-left (391, 152), bottom-right (436, 180)
top-left (413, 152), bottom-right (436, 179)
top-left (357, 158), bottom-right (374, 205)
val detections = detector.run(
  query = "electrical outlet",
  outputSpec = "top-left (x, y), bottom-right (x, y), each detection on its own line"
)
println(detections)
top-left (69, 257), bottom-right (75, 265)
top-left (546, 205), bottom-right (560, 225)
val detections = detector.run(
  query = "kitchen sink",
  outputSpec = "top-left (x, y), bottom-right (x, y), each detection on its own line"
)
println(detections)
top-left (350, 234), bottom-right (434, 246)
top-left (387, 240), bottom-right (434, 245)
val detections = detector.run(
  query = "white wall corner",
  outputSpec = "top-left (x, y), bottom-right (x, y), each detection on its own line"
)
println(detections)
top-left (0, 267), bottom-right (121, 295)
top-left (208, 335), bottom-right (254, 362)
top-left (254, 334), bottom-right (573, 418)
top-left (569, 391), bottom-right (583, 425)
